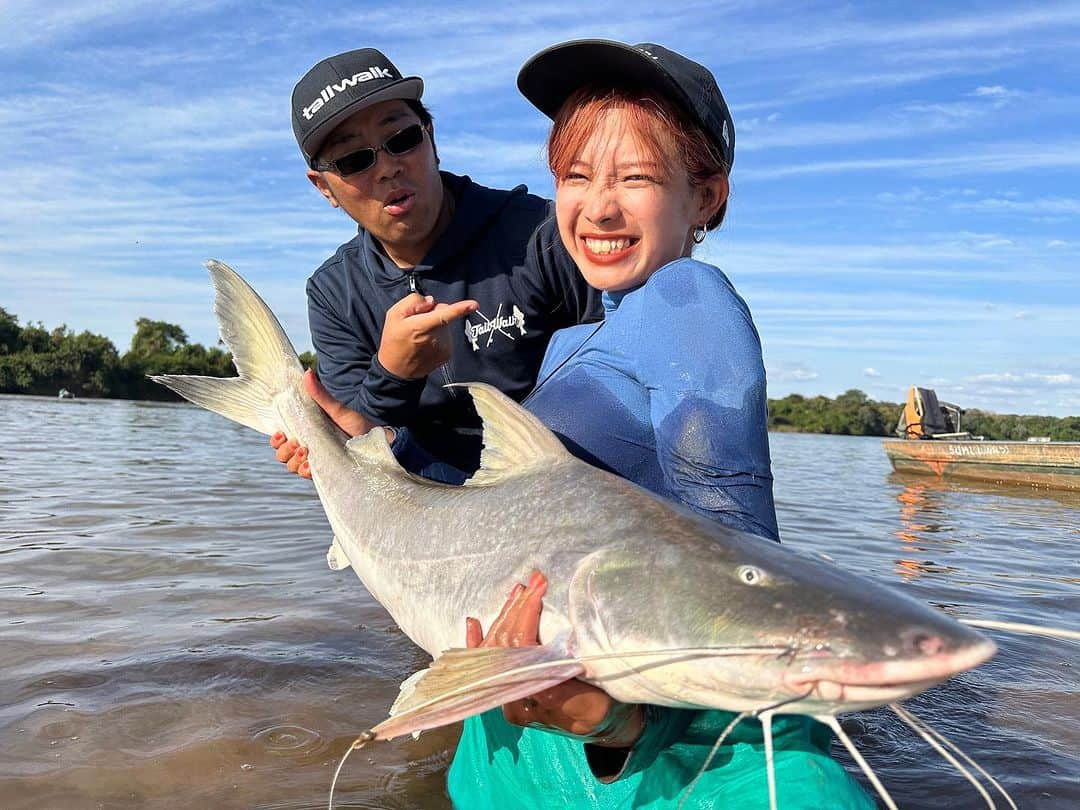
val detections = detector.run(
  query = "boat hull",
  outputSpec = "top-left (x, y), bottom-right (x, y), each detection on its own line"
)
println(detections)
top-left (883, 439), bottom-right (1080, 491)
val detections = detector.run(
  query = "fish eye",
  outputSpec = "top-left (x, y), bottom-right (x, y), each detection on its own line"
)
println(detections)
top-left (736, 565), bottom-right (766, 585)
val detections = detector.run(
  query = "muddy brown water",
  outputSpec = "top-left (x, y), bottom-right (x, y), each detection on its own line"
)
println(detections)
top-left (1, 395), bottom-right (1076, 808)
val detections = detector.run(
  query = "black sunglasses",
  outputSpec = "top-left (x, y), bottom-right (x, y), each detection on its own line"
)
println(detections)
top-left (315, 123), bottom-right (426, 176)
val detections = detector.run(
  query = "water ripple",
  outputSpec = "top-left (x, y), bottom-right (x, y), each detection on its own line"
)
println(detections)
top-left (251, 722), bottom-right (327, 759)
top-left (0, 399), bottom-right (1076, 809)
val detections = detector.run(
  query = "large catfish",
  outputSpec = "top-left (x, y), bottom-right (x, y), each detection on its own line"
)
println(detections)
top-left (154, 262), bottom-right (999, 807)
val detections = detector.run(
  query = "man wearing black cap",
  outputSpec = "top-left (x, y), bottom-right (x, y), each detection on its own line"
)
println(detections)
top-left (292, 48), bottom-right (600, 477)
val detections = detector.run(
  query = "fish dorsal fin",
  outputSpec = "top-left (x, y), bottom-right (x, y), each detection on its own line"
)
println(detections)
top-left (452, 383), bottom-right (572, 486)
top-left (370, 644), bottom-right (585, 741)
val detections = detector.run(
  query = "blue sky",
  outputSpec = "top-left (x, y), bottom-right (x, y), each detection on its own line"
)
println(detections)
top-left (2, 1), bottom-right (1078, 416)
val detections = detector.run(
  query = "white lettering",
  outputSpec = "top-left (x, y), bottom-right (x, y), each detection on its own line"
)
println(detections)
top-left (464, 303), bottom-right (528, 351)
top-left (302, 67), bottom-right (396, 120)
top-left (945, 444), bottom-right (1011, 457)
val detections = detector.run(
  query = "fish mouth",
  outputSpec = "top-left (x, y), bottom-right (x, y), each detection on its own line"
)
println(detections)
top-left (785, 637), bottom-right (997, 709)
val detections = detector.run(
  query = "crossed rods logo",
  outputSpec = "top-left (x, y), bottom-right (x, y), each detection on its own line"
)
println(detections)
top-left (463, 303), bottom-right (527, 351)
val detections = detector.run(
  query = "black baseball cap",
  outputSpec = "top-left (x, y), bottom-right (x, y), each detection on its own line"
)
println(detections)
top-left (292, 48), bottom-right (423, 168)
top-left (517, 40), bottom-right (735, 169)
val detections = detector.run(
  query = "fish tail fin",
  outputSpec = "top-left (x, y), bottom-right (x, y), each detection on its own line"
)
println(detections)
top-left (151, 259), bottom-right (303, 436)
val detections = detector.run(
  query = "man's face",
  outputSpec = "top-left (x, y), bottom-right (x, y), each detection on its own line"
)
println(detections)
top-left (307, 99), bottom-right (445, 267)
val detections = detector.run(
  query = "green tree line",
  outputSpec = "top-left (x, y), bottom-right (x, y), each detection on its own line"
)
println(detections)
top-left (2, 308), bottom-right (1076, 439)
top-left (768, 388), bottom-right (1080, 440)
top-left (0, 307), bottom-right (314, 401)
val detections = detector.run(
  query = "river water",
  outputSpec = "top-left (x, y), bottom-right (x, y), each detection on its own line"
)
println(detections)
top-left (1, 394), bottom-right (1076, 809)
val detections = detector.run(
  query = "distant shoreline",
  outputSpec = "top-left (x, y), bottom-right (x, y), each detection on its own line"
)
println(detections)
top-left (3, 311), bottom-right (1075, 437)
top-left (5, 389), bottom-right (1075, 441)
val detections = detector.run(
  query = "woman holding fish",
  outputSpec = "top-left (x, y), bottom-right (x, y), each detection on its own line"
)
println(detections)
top-left (443, 40), bottom-right (873, 809)
top-left (278, 39), bottom-right (874, 809)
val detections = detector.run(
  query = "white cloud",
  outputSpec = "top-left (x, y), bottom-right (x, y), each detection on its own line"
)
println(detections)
top-left (0, 0), bottom-right (229, 52)
top-left (956, 196), bottom-right (1080, 215)
top-left (742, 141), bottom-right (1080, 181)
top-left (700, 4), bottom-right (1080, 65)
top-left (953, 369), bottom-right (1080, 415)
top-left (864, 368), bottom-right (881, 377)
top-left (769, 364), bottom-right (820, 382)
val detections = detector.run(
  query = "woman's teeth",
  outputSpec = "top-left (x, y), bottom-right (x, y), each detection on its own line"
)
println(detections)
top-left (584, 237), bottom-right (631, 255)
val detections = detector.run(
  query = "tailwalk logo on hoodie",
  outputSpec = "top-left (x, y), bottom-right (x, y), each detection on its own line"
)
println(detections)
top-left (463, 303), bottom-right (527, 351)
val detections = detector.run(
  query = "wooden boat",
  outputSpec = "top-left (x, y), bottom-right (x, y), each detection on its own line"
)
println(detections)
top-left (883, 386), bottom-right (1080, 491)
top-left (883, 438), bottom-right (1080, 491)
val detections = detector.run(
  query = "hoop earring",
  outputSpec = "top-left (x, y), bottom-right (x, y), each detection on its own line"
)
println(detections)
top-left (692, 225), bottom-right (707, 244)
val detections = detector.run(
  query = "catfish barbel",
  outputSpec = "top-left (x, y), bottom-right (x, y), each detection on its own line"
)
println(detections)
top-left (154, 261), bottom-right (1004, 809)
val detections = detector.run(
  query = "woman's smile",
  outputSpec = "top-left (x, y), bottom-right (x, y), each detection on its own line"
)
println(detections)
top-left (580, 235), bottom-right (639, 262)
top-left (556, 108), bottom-right (709, 292)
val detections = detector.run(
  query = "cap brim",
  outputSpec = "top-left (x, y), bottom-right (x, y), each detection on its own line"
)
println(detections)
top-left (302, 76), bottom-right (423, 164)
top-left (517, 40), bottom-right (690, 121)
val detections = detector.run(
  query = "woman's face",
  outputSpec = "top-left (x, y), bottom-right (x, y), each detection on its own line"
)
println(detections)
top-left (554, 109), bottom-right (724, 292)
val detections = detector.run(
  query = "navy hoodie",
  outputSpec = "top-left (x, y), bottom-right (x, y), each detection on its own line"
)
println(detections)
top-left (307, 172), bottom-right (602, 472)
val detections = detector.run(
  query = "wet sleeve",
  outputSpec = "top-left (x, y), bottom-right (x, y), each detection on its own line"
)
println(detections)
top-left (529, 211), bottom-right (603, 327)
top-left (584, 706), bottom-right (697, 781)
top-left (633, 264), bottom-right (779, 541)
top-left (306, 276), bottom-right (426, 424)
top-left (389, 427), bottom-right (469, 485)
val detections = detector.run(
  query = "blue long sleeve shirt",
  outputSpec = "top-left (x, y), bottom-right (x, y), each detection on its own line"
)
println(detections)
top-left (524, 257), bottom-right (778, 541)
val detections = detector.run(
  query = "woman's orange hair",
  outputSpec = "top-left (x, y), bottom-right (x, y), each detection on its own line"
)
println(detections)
top-left (547, 86), bottom-right (730, 229)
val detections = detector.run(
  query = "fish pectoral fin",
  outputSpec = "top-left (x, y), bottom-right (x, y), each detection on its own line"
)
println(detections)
top-left (446, 383), bottom-right (573, 486)
top-left (370, 645), bottom-right (585, 741)
top-left (390, 667), bottom-right (431, 716)
top-left (325, 536), bottom-right (351, 571)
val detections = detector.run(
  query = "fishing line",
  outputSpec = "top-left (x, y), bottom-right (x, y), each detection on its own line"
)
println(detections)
top-left (673, 690), bottom-right (813, 810)
top-left (749, 688), bottom-right (814, 716)
top-left (901, 707), bottom-right (1016, 810)
top-left (760, 711), bottom-right (777, 810)
top-left (890, 703), bottom-right (994, 808)
top-left (891, 703), bottom-right (1016, 810)
top-left (818, 714), bottom-right (898, 810)
top-left (959, 618), bottom-right (1080, 641)
top-left (328, 731), bottom-right (375, 810)
top-left (675, 711), bottom-right (748, 810)
top-left (751, 691), bottom-right (813, 810)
